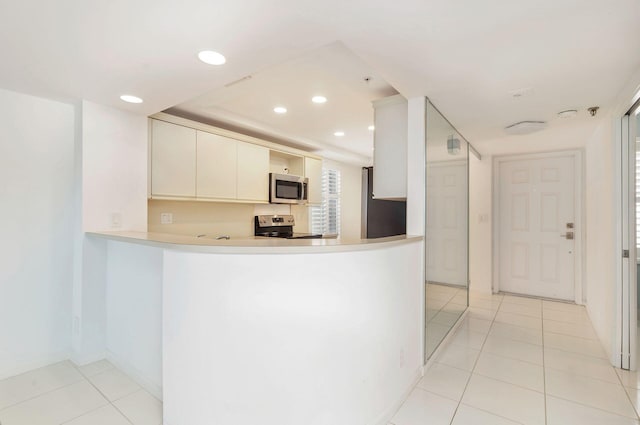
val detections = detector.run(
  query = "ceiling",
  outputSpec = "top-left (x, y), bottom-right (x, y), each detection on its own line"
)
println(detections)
top-left (169, 42), bottom-right (397, 163)
top-left (1, 0), bottom-right (639, 162)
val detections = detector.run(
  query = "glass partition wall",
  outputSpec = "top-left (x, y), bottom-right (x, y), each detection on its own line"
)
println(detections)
top-left (424, 99), bottom-right (470, 361)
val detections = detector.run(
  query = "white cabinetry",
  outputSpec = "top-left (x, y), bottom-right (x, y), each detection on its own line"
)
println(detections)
top-left (304, 157), bottom-right (323, 205)
top-left (237, 143), bottom-right (269, 201)
top-left (149, 115), bottom-right (322, 204)
top-left (151, 120), bottom-right (196, 198)
top-left (196, 131), bottom-right (237, 199)
top-left (372, 94), bottom-right (408, 199)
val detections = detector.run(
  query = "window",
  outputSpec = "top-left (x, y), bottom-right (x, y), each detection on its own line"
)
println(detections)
top-left (310, 168), bottom-right (341, 236)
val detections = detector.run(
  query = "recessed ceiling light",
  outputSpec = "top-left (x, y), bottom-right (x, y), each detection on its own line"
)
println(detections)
top-left (198, 50), bottom-right (226, 65)
top-left (274, 106), bottom-right (287, 114)
top-left (312, 96), bottom-right (327, 104)
top-left (557, 109), bottom-right (578, 119)
top-left (368, 125), bottom-right (375, 131)
top-left (120, 95), bottom-right (143, 104)
top-left (334, 131), bottom-right (345, 137)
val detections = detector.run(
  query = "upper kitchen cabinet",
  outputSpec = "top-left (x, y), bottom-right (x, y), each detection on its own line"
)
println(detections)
top-left (304, 157), bottom-right (322, 205)
top-left (149, 113), bottom-right (322, 204)
top-left (196, 131), bottom-right (237, 200)
top-left (372, 94), bottom-right (408, 200)
top-left (237, 143), bottom-right (269, 202)
top-left (151, 119), bottom-right (196, 198)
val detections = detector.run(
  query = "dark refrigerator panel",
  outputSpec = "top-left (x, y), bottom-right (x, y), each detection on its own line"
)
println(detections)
top-left (361, 167), bottom-right (407, 238)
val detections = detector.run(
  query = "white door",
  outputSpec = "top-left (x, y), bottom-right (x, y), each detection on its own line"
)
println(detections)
top-left (425, 161), bottom-right (468, 286)
top-left (497, 153), bottom-right (578, 300)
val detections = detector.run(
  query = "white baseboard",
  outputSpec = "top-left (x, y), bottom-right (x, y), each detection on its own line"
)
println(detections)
top-left (424, 309), bottom-right (469, 371)
top-left (372, 365), bottom-right (423, 425)
top-left (0, 350), bottom-right (70, 381)
top-left (70, 350), bottom-right (107, 367)
top-left (106, 351), bottom-right (163, 400)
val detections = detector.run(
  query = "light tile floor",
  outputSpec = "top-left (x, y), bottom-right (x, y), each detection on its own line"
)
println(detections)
top-left (426, 283), bottom-right (468, 358)
top-left (1, 294), bottom-right (637, 425)
top-left (391, 292), bottom-right (640, 425)
top-left (0, 359), bottom-right (161, 425)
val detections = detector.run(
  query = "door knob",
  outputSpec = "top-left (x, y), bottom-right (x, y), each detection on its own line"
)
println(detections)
top-left (560, 231), bottom-right (574, 240)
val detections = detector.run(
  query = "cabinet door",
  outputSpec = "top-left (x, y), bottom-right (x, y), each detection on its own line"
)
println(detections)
top-left (151, 120), bottom-right (196, 197)
top-left (237, 142), bottom-right (269, 201)
top-left (372, 95), bottom-right (408, 199)
top-left (196, 131), bottom-right (237, 199)
top-left (304, 157), bottom-right (323, 204)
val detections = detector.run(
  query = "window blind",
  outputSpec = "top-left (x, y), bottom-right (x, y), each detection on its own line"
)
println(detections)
top-left (310, 168), bottom-right (341, 235)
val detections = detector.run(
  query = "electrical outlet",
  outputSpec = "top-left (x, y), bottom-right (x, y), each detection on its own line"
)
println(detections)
top-left (160, 213), bottom-right (173, 224)
top-left (110, 213), bottom-right (122, 229)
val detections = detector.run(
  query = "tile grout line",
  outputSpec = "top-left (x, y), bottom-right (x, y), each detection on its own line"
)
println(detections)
top-left (613, 362), bottom-right (640, 420)
top-left (59, 363), bottom-right (136, 425)
top-left (447, 293), bottom-right (504, 425)
top-left (0, 362), bottom-right (88, 415)
top-left (545, 392), bottom-right (640, 422)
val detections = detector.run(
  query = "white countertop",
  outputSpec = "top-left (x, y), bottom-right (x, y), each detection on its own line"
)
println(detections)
top-left (87, 231), bottom-right (423, 254)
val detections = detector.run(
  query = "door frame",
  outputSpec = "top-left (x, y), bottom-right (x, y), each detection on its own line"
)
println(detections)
top-left (617, 103), bottom-right (640, 370)
top-left (492, 149), bottom-right (585, 303)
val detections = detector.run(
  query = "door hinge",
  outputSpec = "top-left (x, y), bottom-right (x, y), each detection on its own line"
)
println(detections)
top-left (623, 249), bottom-right (630, 258)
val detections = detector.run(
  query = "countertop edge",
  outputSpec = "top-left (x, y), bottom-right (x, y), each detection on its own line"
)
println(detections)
top-left (86, 231), bottom-right (423, 254)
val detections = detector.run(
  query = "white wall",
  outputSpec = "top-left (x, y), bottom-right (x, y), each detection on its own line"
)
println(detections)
top-left (582, 69), bottom-right (640, 364)
top-left (323, 159), bottom-right (362, 240)
top-left (468, 120), bottom-right (596, 296)
top-left (469, 154), bottom-right (492, 294)
top-left (163, 240), bottom-right (423, 425)
top-left (82, 101), bottom-right (148, 232)
top-left (584, 119), bottom-right (616, 360)
top-left (71, 101), bottom-right (150, 365)
top-left (0, 88), bottom-right (76, 378)
top-left (106, 241), bottom-right (163, 398)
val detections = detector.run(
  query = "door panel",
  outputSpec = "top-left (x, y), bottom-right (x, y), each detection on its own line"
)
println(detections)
top-left (499, 155), bottom-right (576, 300)
top-left (425, 162), bottom-right (468, 286)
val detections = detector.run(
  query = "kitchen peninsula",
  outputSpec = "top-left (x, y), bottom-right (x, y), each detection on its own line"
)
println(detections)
top-left (88, 231), bottom-right (423, 425)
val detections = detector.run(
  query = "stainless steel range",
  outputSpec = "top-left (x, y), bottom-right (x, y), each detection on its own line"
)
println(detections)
top-left (254, 215), bottom-right (322, 239)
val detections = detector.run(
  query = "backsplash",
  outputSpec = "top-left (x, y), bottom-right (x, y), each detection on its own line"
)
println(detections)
top-left (148, 200), bottom-right (309, 237)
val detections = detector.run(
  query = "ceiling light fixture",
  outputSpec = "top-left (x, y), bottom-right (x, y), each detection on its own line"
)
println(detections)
top-left (198, 50), bottom-right (226, 65)
top-left (334, 131), bottom-right (345, 137)
top-left (557, 109), bottom-right (578, 119)
top-left (312, 96), bottom-right (327, 104)
top-left (273, 106), bottom-right (287, 114)
top-left (120, 95), bottom-right (143, 104)
top-left (368, 125), bottom-right (375, 131)
top-left (504, 121), bottom-right (547, 135)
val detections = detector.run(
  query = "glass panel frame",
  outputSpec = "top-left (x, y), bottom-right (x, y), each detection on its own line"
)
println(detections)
top-left (424, 99), bottom-right (470, 362)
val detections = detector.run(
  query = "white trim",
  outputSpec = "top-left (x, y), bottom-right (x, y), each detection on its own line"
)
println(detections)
top-left (424, 310), bottom-right (469, 370)
top-left (371, 366), bottom-right (423, 425)
top-left (492, 149), bottom-right (585, 304)
top-left (0, 351), bottom-right (70, 382)
top-left (617, 110), bottom-right (639, 371)
top-left (106, 350), bottom-right (163, 400)
top-left (615, 114), bottom-right (625, 368)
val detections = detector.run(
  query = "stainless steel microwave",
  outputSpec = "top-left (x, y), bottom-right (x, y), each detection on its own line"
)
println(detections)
top-left (269, 173), bottom-right (308, 204)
